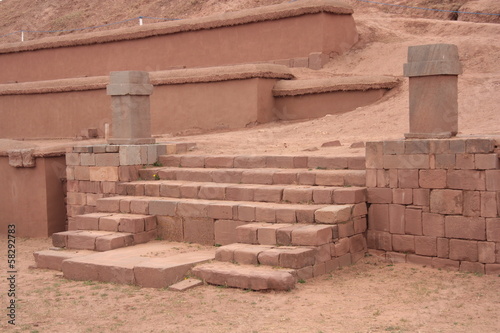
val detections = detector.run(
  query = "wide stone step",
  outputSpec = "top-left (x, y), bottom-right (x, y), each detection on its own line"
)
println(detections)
top-left (96, 196), bottom-right (364, 224)
top-left (52, 229), bottom-right (156, 251)
top-left (119, 180), bottom-right (367, 205)
top-left (138, 167), bottom-right (366, 187)
top-left (69, 213), bottom-right (157, 234)
top-left (192, 262), bottom-right (296, 291)
top-left (215, 243), bottom-right (317, 269)
top-left (158, 154), bottom-right (365, 170)
top-left (59, 242), bottom-right (215, 287)
top-left (235, 223), bottom-right (338, 246)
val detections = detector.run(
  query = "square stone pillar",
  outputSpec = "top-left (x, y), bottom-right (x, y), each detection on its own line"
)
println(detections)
top-left (106, 71), bottom-right (155, 144)
top-left (403, 44), bottom-right (462, 139)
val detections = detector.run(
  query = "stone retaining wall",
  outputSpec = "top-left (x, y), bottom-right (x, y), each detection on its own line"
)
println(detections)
top-left (365, 137), bottom-right (500, 275)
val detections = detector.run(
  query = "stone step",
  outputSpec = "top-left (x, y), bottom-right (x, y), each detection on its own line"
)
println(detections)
top-left (215, 243), bottom-right (317, 269)
top-left (192, 262), bottom-right (296, 291)
top-left (158, 154), bottom-right (366, 170)
top-left (138, 167), bottom-right (366, 187)
top-left (119, 180), bottom-right (367, 205)
top-left (69, 212), bottom-right (157, 234)
top-left (96, 196), bottom-right (365, 224)
top-left (33, 249), bottom-right (93, 271)
top-left (235, 223), bottom-right (338, 246)
top-left (58, 242), bottom-right (215, 287)
top-left (52, 229), bottom-right (156, 251)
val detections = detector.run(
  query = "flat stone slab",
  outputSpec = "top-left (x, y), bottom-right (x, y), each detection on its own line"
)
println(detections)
top-left (60, 241), bottom-right (215, 286)
top-left (192, 262), bottom-right (296, 291)
top-left (33, 249), bottom-right (94, 271)
top-left (168, 278), bottom-right (204, 292)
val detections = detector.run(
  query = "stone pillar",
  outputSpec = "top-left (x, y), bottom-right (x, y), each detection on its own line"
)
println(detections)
top-left (403, 44), bottom-right (462, 139)
top-left (106, 71), bottom-right (155, 145)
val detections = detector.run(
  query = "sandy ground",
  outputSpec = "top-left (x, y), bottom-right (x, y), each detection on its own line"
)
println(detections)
top-left (1, 235), bottom-right (499, 332)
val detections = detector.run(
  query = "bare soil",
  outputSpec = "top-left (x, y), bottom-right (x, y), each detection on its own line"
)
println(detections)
top-left (1, 235), bottom-right (499, 332)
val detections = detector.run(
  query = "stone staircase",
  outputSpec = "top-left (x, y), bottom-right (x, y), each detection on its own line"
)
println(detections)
top-left (35, 152), bottom-right (368, 291)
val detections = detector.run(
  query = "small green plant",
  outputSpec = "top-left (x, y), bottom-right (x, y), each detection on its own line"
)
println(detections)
top-left (153, 173), bottom-right (160, 180)
top-left (153, 161), bottom-right (163, 167)
top-left (214, 243), bottom-right (222, 247)
top-left (297, 279), bottom-right (306, 284)
top-left (316, 166), bottom-right (327, 170)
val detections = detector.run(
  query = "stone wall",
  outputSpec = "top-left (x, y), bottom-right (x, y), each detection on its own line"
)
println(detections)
top-left (64, 143), bottom-right (191, 224)
top-left (365, 137), bottom-right (500, 275)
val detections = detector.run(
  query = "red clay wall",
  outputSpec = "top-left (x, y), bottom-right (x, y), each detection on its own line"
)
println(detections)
top-left (0, 8), bottom-right (357, 83)
top-left (0, 156), bottom-right (66, 237)
top-left (365, 137), bottom-right (500, 275)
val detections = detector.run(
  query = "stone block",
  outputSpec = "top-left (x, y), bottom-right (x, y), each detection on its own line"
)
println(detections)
top-left (234, 156), bottom-right (266, 168)
top-left (415, 236), bottom-right (437, 256)
top-left (292, 57), bottom-right (309, 68)
top-left (297, 171), bottom-right (316, 185)
top-left (279, 248), bottom-right (315, 269)
top-left (242, 170), bottom-right (273, 185)
top-left (258, 224), bottom-right (290, 245)
top-left (80, 153), bottom-right (95, 166)
top-left (393, 189), bottom-right (412, 205)
top-left (183, 217), bottom-right (214, 245)
top-left (354, 217), bottom-right (367, 234)
top-left (66, 153), bottom-right (81, 166)
top-left (352, 202), bottom-right (368, 217)
top-left (275, 206), bottom-right (297, 223)
top-left (389, 204), bottom-right (405, 234)
top-left (257, 249), bottom-right (281, 266)
top-left (74, 166), bottom-right (90, 181)
top-left (157, 216), bottom-right (183, 242)
top-left (234, 246), bottom-right (270, 265)
top-left (179, 184), bottom-right (201, 198)
top-left (445, 216), bottom-right (486, 240)
top-left (384, 141), bottom-right (405, 155)
top-left (460, 261), bottom-right (485, 274)
top-left (405, 140), bottom-right (430, 154)
top-left (254, 187), bottom-right (283, 202)
top-left (478, 242), bottom-right (496, 264)
top-left (308, 52), bottom-right (329, 70)
top-left (236, 223), bottom-right (267, 244)
top-left (89, 166), bottom-right (119, 182)
top-left (455, 154), bottom-right (475, 169)
top-left (204, 156), bottom-right (234, 168)
top-left (376, 169), bottom-right (390, 188)
top-left (419, 169), bottom-right (446, 189)
top-left (365, 142), bottom-right (384, 169)
top-left (413, 189), bottom-right (430, 206)
top-left (463, 191), bottom-right (481, 217)
top-left (315, 205), bottom-right (352, 224)
top-left (384, 154), bottom-right (429, 169)
top-left (291, 225), bottom-right (333, 246)
top-left (67, 192), bottom-right (87, 206)
top-left (350, 234), bottom-right (366, 253)
top-left (95, 233), bottom-right (134, 251)
top-left (338, 221), bottom-right (354, 238)
top-left (398, 169), bottom-right (419, 188)
top-left (405, 208), bottom-right (422, 235)
top-left (334, 187), bottom-right (366, 204)
top-left (485, 264), bottom-right (500, 275)
top-left (207, 203), bottom-right (234, 220)
top-left (392, 235), bottom-right (415, 253)
top-left (437, 238), bottom-right (449, 258)
top-left (273, 171), bottom-right (298, 185)
top-left (386, 252), bottom-right (407, 264)
top-left (308, 156), bottom-right (348, 169)
top-left (430, 189), bottom-right (463, 214)
top-left (180, 156), bottom-right (205, 168)
top-left (465, 139), bottom-right (495, 154)
top-left (435, 153), bottom-right (455, 169)
top-left (177, 201), bottom-right (209, 218)
top-left (130, 199), bottom-right (150, 214)
top-left (283, 187), bottom-right (313, 203)
top-left (368, 204), bottom-right (389, 232)
top-left (338, 253), bottom-right (352, 267)
top-left (447, 170), bottom-right (486, 191)
top-left (485, 170), bottom-right (500, 191)
top-left (95, 152), bottom-right (119, 166)
top-left (486, 218), bottom-right (500, 242)
top-left (407, 254), bottom-right (433, 267)
top-left (313, 187), bottom-right (334, 204)
top-left (366, 230), bottom-right (392, 251)
top-left (475, 154), bottom-right (499, 170)
top-left (431, 258), bottom-right (459, 271)
top-left (481, 192), bottom-right (497, 218)
top-left (118, 216), bottom-right (145, 233)
top-left (449, 239), bottom-right (478, 261)
top-left (422, 212), bottom-right (445, 237)
top-left (255, 206), bottom-right (276, 223)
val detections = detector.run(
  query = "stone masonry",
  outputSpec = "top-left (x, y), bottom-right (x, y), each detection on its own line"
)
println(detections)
top-left (366, 137), bottom-right (500, 275)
